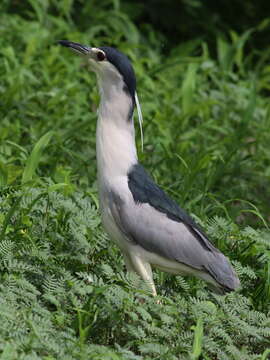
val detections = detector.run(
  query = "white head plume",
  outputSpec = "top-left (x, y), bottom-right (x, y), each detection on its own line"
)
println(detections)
top-left (135, 92), bottom-right (144, 152)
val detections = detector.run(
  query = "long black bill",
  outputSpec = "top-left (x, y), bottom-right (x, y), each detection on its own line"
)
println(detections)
top-left (58, 40), bottom-right (90, 55)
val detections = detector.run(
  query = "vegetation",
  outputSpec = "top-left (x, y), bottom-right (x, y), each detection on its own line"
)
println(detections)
top-left (0, 0), bottom-right (269, 358)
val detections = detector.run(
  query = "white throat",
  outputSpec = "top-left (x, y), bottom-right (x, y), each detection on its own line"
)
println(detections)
top-left (96, 76), bottom-right (138, 188)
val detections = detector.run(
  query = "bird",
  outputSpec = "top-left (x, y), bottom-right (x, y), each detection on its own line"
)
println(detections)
top-left (58, 40), bottom-right (240, 296)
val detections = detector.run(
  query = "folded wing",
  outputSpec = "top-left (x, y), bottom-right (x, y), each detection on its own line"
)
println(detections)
top-left (110, 164), bottom-right (239, 292)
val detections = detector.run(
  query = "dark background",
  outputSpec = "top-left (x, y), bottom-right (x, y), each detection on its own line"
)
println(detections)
top-left (4, 0), bottom-right (270, 55)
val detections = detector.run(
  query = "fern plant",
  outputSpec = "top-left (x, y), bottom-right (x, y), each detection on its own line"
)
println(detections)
top-left (1, 1), bottom-right (270, 358)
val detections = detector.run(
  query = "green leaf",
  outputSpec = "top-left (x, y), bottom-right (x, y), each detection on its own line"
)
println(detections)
top-left (0, 161), bottom-right (8, 187)
top-left (190, 318), bottom-right (204, 360)
top-left (261, 348), bottom-right (270, 360)
top-left (182, 63), bottom-right (198, 114)
top-left (0, 195), bottom-right (22, 241)
top-left (22, 131), bottom-right (54, 184)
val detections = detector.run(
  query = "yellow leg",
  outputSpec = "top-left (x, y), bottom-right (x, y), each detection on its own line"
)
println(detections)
top-left (124, 253), bottom-right (157, 296)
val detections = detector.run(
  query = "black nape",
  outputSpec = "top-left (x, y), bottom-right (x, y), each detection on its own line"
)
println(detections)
top-left (99, 46), bottom-right (136, 102)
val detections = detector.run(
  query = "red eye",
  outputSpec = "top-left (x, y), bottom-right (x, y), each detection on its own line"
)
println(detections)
top-left (97, 51), bottom-right (106, 61)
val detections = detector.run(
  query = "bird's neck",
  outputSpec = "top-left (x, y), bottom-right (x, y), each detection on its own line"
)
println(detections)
top-left (96, 86), bottom-right (138, 185)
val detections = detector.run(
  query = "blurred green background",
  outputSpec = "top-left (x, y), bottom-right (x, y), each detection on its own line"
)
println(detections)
top-left (0, 1), bottom-right (269, 359)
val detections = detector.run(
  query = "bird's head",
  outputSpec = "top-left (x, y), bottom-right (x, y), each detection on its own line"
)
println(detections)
top-left (58, 40), bottom-right (144, 148)
top-left (58, 40), bottom-right (136, 103)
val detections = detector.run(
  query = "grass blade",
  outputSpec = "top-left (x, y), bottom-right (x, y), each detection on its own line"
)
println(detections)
top-left (190, 317), bottom-right (204, 360)
top-left (22, 131), bottom-right (54, 184)
top-left (182, 63), bottom-right (198, 115)
top-left (0, 161), bottom-right (8, 187)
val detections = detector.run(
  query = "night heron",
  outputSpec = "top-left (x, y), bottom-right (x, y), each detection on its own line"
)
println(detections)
top-left (59, 40), bottom-right (240, 295)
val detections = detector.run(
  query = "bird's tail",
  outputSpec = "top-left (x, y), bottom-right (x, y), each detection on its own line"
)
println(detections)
top-left (205, 252), bottom-right (240, 294)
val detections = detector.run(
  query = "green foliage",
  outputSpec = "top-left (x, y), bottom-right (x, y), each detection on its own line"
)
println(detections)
top-left (22, 131), bottom-right (54, 184)
top-left (0, 0), bottom-right (270, 359)
top-left (190, 317), bottom-right (203, 360)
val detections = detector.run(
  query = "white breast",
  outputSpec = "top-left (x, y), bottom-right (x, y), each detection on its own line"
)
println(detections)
top-left (95, 81), bottom-right (138, 252)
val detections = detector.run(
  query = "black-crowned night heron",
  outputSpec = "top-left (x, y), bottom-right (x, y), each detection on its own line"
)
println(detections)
top-left (59, 40), bottom-right (240, 295)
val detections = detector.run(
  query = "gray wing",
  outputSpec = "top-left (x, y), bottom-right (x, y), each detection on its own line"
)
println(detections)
top-left (112, 194), bottom-right (237, 291)
top-left (109, 164), bottom-right (239, 291)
